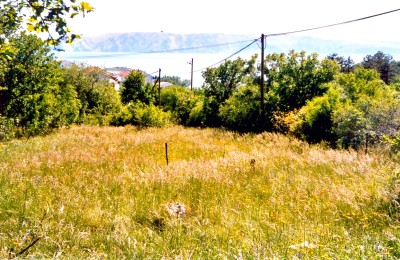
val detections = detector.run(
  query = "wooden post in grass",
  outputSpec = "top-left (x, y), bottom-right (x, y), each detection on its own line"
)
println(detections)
top-left (165, 143), bottom-right (169, 165)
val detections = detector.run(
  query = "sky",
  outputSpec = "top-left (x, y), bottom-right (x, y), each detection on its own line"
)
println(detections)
top-left (68, 0), bottom-right (400, 45)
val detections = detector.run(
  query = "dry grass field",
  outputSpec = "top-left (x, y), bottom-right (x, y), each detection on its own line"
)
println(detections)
top-left (1, 125), bottom-right (400, 259)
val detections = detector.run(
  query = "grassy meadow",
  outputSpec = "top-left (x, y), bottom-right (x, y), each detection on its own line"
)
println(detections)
top-left (1, 125), bottom-right (400, 259)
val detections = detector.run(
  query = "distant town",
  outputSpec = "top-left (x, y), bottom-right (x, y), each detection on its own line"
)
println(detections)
top-left (60, 60), bottom-right (173, 91)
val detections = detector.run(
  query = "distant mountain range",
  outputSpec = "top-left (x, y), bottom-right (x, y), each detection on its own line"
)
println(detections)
top-left (64, 32), bottom-right (400, 61)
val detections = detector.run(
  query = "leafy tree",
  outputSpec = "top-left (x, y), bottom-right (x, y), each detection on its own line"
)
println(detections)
top-left (120, 70), bottom-right (156, 105)
top-left (160, 85), bottom-right (200, 125)
top-left (287, 68), bottom-right (400, 149)
top-left (361, 51), bottom-right (400, 84)
top-left (327, 53), bottom-right (354, 73)
top-left (202, 55), bottom-right (257, 104)
top-left (265, 50), bottom-right (340, 113)
top-left (0, 33), bottom-right (80, 136)
top-left (0, 0), bottom-right (93, 45)
top-left (201, 55), bottom-right (257, 126)
top-left (219, 84), bottom-right (261, 132)
top-left (285, 86), bottom-right (341, 145)
top-left (60, 63), bottom-right (122, 124)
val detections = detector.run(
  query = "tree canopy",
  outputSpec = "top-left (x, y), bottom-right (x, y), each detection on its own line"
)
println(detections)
top-left (0, 0), bottom-right (93, 45)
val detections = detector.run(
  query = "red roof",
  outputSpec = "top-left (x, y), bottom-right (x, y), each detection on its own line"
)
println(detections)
top-left (117, 71), bottom-right (130, 77)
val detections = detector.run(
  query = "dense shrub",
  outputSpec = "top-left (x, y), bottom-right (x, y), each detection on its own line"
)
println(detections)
top-left (219, 85), bottom-right (261, 132)
top-left (286, 68), bottom-right (400, 149)
top-left (0, 33), bottom-right (80, 137)
top-left (0, 117), bottom-right (16, 141)
top-left (111, 102), bottom-right (172, 127)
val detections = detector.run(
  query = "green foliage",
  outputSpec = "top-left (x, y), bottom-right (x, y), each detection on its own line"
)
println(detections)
top-left (288, 86), bottom-right (341, 144)
top-left (288, 68), bottom-right (400, 149)
top-left (332, 69), bottom-right (400, 148)
top-left (187, 99), bottom-right (205, 126)
top-left (384, 132), bottom-right (400, 153)
top-left (130, 103), bottom-right (172, 127)
top-left (361, 51), bottom-right (400, 84)
top-left (202, 55), bottom-right (257, 104)
top-left (333, 103), bottom-right (367, 148)
top-left (326, 53), bottom-right (354, 73)
top-left (219, 84), bottom-right (261, 132)
top-left (60, 64), bottom-right (122, 124)
top-left (0, 0), bottom-right (93, 45)
top-left (201, 56), bottom-right (257, 126)
top-left (110, 106), bottom-right (132, 126)
top-left (111, 102), bottom-right (172, 127)
top-left (120, 70), bottom-right (156, 105)
top-left (265, 50), bottom-right (340, 113)
top-left (0, 33), bottom-right (79, 137)
top-left (0, 117), bottom-right (16, 141)
top-left (160, 85), bottom-right (201, 125)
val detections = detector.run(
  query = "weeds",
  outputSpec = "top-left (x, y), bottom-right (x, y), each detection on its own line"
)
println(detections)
top-left (0, 125), bottom-right (399, 258)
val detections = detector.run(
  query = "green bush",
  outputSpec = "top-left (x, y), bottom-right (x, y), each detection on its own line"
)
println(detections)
top-left (219, 85), bottom-right (261, 132)
top-left (110, 102), bottom-right (172, 127)
top-left (187, 99), bottom-right (205, 127)
top-left (130, 103), bottom-right (172, 127)
top-left (110, 106), bottom-right (132, 126)
top-left (160, 86), bottom-right (194, 124)
top-left (286, 86), bottom-right (340, 145)
top-left (0, 117), bottom-right (16, 141)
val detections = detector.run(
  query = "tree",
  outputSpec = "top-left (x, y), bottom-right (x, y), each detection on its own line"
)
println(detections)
top-left (160, 85), bottom-right (198, 125)
top-left (60, 64), bottom-right (122, 124)
top-left (361, 51), bottom-right (400, 84)
top-left (120, 70), bottom-right (156, 105)
top-left (219, 84), bottom-right (261, 132)
top-left (287, 68), bottom-right (400, 149)
top-left (327, 53), bottom-right (354, 73)
top-left (0, 0), bottom-right (93, 45)
top-left (264, 50), bottom-right (340, 113)
top-left (202, 55), bottom-right (257, 104)
top-left (0, 33), bottom-right (80, 136)
top-left (201, 55), bottom-right (257, 126)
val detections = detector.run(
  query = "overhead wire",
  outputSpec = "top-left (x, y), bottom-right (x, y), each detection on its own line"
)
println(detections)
top-left (264, 8), bottom-right (400, 37)
top-left (143, 39), bottom-right (258, 53)
top-left (185, 7), bottom-right (400, 78)
top-left (193, 38), bottom-right (260, 73)
top-left (62, 38), bottom-right (258, 59)
top-left (63, 8), bottom-right (400, 77)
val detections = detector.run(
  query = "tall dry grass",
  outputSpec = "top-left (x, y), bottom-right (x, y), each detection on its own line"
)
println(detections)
top-left (0, 125), bottom-right (399, 258)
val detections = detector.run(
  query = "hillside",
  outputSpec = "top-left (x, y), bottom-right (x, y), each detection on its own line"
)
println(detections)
top-left (65, 32), bottom-right (400, 58)
top-left (67, 32), bottom-right (256, 53)
top-left (1, 126), bottom-right (400, 258)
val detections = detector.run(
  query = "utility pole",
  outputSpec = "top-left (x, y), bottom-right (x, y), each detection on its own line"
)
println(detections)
top-left (189, 58), bottom-right (193, 91)
top-left (158, 68), bottom-right (161, 106)
top-left (260, 34), bottom-right (265, 124)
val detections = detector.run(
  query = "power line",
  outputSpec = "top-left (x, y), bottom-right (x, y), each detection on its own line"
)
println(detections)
top-left (59, 39), bottom-right (258, 59)
top-left (265, 8), bottom-right (400, 37)
top-left (143, 39), bottom-right (257, 54)
top-left (194, 38), bottom-right (260, 73)
top-left (178, 8), bottom-right (400, 75)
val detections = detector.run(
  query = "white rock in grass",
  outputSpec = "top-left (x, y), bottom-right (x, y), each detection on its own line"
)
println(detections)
top-left (166, 203), bottom-right (186, 217)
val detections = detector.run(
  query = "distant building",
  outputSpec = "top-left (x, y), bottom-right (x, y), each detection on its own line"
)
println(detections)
top-left (108, 69), bottom-right (153, 91)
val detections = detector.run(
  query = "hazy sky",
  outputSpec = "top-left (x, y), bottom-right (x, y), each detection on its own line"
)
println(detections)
top-left (69, 0), bottom-right (400, 44)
